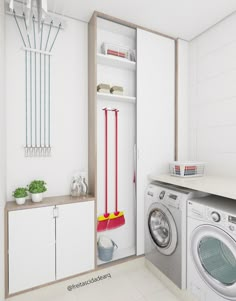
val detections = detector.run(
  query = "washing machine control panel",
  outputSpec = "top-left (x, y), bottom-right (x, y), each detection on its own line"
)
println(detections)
top-left (228, 215), bottom-right (236, 224)
top-left (211, 211), bottom-right (221, 222)
top-left (166, 193), bottom-right (180, 209)
top-left (159, 191), bottom-right (165, 200)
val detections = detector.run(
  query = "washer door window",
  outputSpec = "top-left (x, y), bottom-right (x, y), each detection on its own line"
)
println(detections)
top-left (191, 225), bottom-right (236, 300)
top-left (148, 203), bottom-right (177, 255)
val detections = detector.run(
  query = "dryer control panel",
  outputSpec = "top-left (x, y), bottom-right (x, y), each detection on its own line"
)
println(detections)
top-left (188, 201), bottom-right (236, 234)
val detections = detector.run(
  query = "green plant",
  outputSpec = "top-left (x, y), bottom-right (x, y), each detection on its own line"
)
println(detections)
top-left (13, 187), bottom-right (28, 198)
top-left (28, 180), bottom-right (47, 194)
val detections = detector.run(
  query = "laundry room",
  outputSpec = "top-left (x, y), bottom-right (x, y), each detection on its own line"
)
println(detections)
top-left (0, 1), bottom-right (236, 301)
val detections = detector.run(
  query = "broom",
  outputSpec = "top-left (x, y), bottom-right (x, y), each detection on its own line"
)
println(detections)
top-left (107, 109), bottom-right (125, 230)
top-left (97, 108), bottom-right (110, 232)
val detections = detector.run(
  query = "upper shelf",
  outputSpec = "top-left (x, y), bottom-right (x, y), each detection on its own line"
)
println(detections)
top-left (97, 92), bottom-right (136, 104)
top-left (97, 53), bottom-right (136, 71)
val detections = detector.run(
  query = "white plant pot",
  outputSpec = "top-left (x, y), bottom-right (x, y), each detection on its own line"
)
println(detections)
top-left (15, 197), bottom-right (26, 205)
top-left (31, 193), bottom-right (43, 203)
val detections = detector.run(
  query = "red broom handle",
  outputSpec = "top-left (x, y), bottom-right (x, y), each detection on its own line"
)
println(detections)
top-left (104, 108), bottom-right (108, 214)
top-left (115, 109), bottom-right (118, 213)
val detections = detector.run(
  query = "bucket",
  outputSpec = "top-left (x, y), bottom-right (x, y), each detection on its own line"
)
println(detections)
top-left (97, 236), bottom-right (118, 262)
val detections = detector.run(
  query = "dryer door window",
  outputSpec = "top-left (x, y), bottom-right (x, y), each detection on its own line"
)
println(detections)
top-left (191, 225), bottom-right (236, 300)
top-left (198, 237), bottom-right (236, 286)
top-left (148, 209), bottom-right (170, 248)
top-left (147, 203), bottom-right (178, 255)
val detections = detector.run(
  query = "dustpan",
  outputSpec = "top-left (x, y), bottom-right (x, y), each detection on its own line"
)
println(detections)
top-left (97, 108), bottom-right (110, 232)
top-left (107, 109), bottom-right (125, 230)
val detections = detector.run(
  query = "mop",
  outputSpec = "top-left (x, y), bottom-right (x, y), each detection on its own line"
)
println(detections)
top-left (107, 109), bottom-right (125, 229)
top-left (97, 108), bottom-right (110, 231)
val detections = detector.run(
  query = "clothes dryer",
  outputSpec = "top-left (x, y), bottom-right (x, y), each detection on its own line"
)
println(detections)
top-left (187, 195), bottom-right (236, 301)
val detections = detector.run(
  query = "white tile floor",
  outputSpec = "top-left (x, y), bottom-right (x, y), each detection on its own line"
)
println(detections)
top-left (8, 258), bottom-right (194, 301)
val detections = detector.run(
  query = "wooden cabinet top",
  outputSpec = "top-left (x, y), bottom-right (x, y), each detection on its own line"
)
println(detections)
top-left (5, 195), bottom-right (95, 212)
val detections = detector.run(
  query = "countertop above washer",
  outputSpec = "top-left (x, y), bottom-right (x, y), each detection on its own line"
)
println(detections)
top-left (148, 174), bottom-right (236, 200)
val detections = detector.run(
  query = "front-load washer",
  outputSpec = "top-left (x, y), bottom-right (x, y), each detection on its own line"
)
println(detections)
top-left (145, 182), bottom-right (206, 289)
top-left (187, 195), bottom-right (236, 301)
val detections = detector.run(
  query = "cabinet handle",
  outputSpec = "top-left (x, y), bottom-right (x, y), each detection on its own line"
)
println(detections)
top-left (53, 207), bottom-right (59, 218)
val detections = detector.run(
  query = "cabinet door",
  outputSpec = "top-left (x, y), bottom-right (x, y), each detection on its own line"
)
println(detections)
top-left (56, 201), bottom-right (95, 279)
top-left (136, 29), bottom-right (175, 255)
top-left (8, 207), bottom-right (55, 294)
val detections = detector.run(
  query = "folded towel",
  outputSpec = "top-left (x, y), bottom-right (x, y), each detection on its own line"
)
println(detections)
top-left (111, 91), bottom-right (123, 95)
top-left (110, 86), bottom-right (124, 95)
top-left (97, 83), bottom-right (111, 93)
top-left (97, 88), bottom-right (110, 94)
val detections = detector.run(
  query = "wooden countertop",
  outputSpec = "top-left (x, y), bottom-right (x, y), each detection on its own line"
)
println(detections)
top-left (148, 174), bottom-right (236, 200)
top-left (5, 195), bottom-right (95, 212)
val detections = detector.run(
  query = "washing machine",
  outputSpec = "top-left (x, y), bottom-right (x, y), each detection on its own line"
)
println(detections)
top-left (187, 195), bottom-right (236, 301)
top-left (145, 182), bottom-right (206, 289)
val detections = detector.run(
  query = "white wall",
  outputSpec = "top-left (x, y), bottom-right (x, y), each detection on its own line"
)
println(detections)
top-left (177, 39), bottom-right (189, 161)
top-left (0, 1), bottom-right (6, 299)
top-left (189, 13), bottom-right (236, 176)
top-left (5, 15), bottom-right (88, 200)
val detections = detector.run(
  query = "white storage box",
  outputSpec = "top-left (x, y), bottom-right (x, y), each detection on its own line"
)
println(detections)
top-left (169, 162), bottom-right (205, 177)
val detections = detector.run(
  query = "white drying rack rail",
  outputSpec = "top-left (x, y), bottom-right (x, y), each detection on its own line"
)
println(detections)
top-left (11, 9), bottom-right (62, 157)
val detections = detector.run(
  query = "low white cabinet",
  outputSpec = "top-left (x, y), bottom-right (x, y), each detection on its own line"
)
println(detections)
top-left (56, 202), bottom-right (95, 280)
top-left (7, 198), bottom-right (95, 295)
top-left (8, 207), bottom-right (55, 294)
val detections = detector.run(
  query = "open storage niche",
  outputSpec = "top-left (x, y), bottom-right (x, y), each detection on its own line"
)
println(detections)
top-left (89, 12), bottom-right (176, 265)
top-left (89, 15), bottom-right (137, 266)
top-left (97, 18), bottom-right (136, 100)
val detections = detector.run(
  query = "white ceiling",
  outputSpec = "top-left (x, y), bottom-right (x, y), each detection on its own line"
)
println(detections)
top-left (47, 0), bottom-right (236, 40)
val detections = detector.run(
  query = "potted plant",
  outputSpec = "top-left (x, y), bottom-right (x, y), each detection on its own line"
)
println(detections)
top-left (28, 180), bottom-right (47, 203)
top-left (12, 187), bottom-right (28, 205)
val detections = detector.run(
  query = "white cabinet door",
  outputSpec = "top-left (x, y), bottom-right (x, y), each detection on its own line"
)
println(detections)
top-left (136, 29), bottom-right (175, 255)
top-left (56, 201), bottom-right (95, 279)
top-left (8, 207), bottom-right (55, 294)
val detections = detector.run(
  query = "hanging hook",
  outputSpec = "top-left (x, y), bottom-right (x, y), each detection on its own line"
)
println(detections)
top-left (45, 20), bottom-right (53, 51)
top-left (23, 12), bottom-right (32, 48)
top-left (13, 10), bottom-right (26, 47)
top-left (49, 23), bottom-right (62, 52)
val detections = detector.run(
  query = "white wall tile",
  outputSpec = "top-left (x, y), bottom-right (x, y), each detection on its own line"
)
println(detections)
top-left (177, 39), bottom-right (189, 161)
top-left (189, 14), bottom-right (236, 177)
top-left (197, 12), bottom-right (236, 58)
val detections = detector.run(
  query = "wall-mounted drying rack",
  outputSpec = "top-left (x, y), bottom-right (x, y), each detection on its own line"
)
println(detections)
top-left (9, 7), bottom-right (63, 157)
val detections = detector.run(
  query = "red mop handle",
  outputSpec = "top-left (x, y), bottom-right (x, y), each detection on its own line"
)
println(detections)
top-left (115, 109), bottom-right (119, 213)
top-left (103, 108), bottom-right (108, 215)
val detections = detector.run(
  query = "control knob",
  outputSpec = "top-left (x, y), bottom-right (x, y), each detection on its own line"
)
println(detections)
top-left (159, 191), bottom-right (165, 200)
top-left (211, 211), bottom-right (221, 222)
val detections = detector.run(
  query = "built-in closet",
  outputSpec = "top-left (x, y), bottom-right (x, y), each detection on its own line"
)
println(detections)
top-left (88, 12), bottom-right (175, 260)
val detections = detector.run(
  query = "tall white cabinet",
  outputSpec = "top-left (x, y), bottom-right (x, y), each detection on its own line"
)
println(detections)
top-left (88, 13), bottom-right (176, 260)
top-left (136, 29), bottom-right (175, 255)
